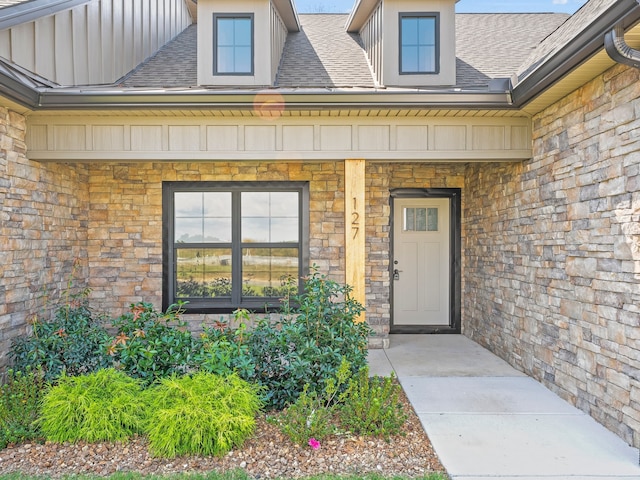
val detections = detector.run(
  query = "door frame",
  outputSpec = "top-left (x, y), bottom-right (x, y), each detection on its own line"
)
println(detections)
top-left (390, 188), bottom-right (461, 334)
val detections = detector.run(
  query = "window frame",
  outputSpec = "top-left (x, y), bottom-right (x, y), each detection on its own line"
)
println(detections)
top-left (398, 12), bottom-right (440, 75)
top-left (163, 181), bottom-right (310, 313)
top-left (213, 13), bottom-right (255, 76)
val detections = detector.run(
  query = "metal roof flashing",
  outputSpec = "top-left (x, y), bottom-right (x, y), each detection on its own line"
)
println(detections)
top-left (0, 0), bottom-right (90, 30)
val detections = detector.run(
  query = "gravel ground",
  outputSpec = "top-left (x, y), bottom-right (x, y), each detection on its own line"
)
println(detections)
top-left (0, 393), bottom-right (445, 478)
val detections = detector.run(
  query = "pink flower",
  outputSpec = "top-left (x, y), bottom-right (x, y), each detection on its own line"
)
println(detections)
top-left (308, 438), bottom-right (321, 450)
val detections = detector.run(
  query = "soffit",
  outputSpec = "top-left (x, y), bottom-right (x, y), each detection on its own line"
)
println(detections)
top-left (25, 108), bottom-right (529, 119)
top-left (522, 20), bottom-right (640, 116)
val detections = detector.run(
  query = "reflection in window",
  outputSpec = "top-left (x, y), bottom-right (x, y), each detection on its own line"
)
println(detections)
top-left (400, 14), bottom-right (438, 74)
top-left (215, 15), bottom-right (253, 75)
top-left (404, 207), bottom-right (438, 232)
top-left (164, 182), bottom-right (309, 312)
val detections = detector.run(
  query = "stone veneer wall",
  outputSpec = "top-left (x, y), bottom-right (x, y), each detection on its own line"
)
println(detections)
top-left (86, 162), bottom-right (351, 332)
top-left (464, 64), bottom-right (640, 447)
top-left (0, 107), bottom-right (89, 367)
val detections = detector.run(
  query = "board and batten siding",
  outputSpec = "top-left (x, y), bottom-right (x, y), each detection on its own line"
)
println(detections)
top-left (359, 0), bottom-right (383, 87)
top-left (270, 2), bottom-right (288, 83)
top-left (26, 115), bottom-right (532, 161)
top-left (0, 0), bottom-right (192, 86)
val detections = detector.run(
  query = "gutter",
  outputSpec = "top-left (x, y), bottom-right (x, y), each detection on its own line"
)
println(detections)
top-left (511, 0), bottom-right (640, 108)
top-left (605, 22), bottom-right (640, 69)
top-left (31, 89), bottom-right (513, 111)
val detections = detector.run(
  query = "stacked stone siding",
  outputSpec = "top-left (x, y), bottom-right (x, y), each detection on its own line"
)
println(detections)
top-left (0, 107), bottom-right (89, 366)
top-left (464, 64), bottom-right (640, 447)
top-left (85, 161), bottom-right (350, 331)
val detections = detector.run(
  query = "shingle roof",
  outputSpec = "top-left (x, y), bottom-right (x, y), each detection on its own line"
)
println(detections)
top-left (120, 12), bottom-right (570, 90)
top-left (120, 24), bottom-right (197, 88)
top-left (456, 13), bottom-right (569, 86)
top-left (516, 0), bottom-right (616, 79)
top-left (276, 14), bottom-right (375, 88)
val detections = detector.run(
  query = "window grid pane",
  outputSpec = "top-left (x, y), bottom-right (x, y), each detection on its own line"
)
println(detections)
top-left (401, 15), bottom-right (437, 73)
top-left (167, 183), bottom-right (306, 310)
top-left (176, 248), bottom-right (232, 298)
top-left (242, 248), bottom-right (299, 298)
top-left (216, 16), bottom-right (252, 74)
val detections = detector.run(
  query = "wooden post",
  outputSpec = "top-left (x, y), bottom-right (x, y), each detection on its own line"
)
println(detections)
top-left (344, 159), bottom-right (366, 323)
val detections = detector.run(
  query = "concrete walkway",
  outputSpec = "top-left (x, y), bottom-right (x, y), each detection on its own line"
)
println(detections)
top-left (367, 334), bottom-right (640, 479)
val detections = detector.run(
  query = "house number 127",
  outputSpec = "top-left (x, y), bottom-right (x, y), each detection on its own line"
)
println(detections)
top-left (352, 197), bottom-right (360, 240)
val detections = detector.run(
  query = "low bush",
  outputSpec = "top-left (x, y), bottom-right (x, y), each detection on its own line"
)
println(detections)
top-left (196, 312), bottom-right (255, 379)
top-left (275, 358), bottom-right (351, 445)
top-left (39, 368), bottom-right (146, 443)
top-left (109, 302), bottom-right (200, 384)
top-left (0, 368), bottom-right (47, 448)
top-left (10, 288), bottom-right (112, 382)
top-left (247, 269), bottom-right (370, 410)
top-left (339, 368), bottom-right (408, 439)
top-left (143, 372), bottom-right (263, 458)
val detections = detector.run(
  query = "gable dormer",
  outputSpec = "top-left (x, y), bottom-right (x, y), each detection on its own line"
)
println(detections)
top-left (347, 0), bottom-right (457, 87)
top-left (197, 0), bottom-right (300, 86)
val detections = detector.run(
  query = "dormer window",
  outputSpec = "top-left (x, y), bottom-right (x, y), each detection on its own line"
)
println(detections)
top-left (399, 13), bottom-right (439, 74)
top-left (213, 14), bottom-right (254, 75)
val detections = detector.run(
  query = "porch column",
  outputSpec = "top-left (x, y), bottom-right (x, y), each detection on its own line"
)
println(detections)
top-left (344, 158), bottom-right (366, 323)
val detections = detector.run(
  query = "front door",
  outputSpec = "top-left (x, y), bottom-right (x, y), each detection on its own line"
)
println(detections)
top-left (391, 191), bottom-right (460, 332)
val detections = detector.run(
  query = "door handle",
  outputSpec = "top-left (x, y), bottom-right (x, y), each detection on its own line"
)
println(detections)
top-left (393, 269), bottom-right (402, 280)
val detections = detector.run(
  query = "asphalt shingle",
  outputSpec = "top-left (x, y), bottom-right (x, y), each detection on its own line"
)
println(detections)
top-left (456, 13), bottom-right (569, 86)
top-left (276, 14), bottom-right (375, 88)
top-left (118, 12), bottom-right (571, 90)
top-left (517, 0), bottom-right (616, 79)
top-left (119, 24), bottom-right (197, 88)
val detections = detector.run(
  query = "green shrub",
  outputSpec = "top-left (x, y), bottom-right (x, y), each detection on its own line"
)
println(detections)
top-left (339, 367), bottom-right (408, 439)
top-left (247, 269), bottom-right (370, 410)
top-left (0, 368), bottom-right (47, 448)
top-left (196, 312), bottom-right (255, 379)
top-left (39, 368), bottom-right (146, 443)
top-left (275, 358), bottom-right (351, 445)
top-left (143, 372), bottom-right (263, 458)
top-left (10, 289), bottom-right (112, 382)
top-left (109, 302), bottom-right (200, 384)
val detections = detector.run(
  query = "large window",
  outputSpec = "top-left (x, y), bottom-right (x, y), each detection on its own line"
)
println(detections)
top-left (399, 13), bottom-right (439, 74)
top-left (163, 182), bottom-right (309, 312)
top-left (214, 14), bottom-right (254, 75)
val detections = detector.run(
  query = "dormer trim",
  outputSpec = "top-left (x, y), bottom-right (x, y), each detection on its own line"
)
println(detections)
top-left (346, 0), bottom-right (381, 33)
top-left (271, 0), bottom-right (300, 32)
top-left (346, 0), bottom-right (459, 33)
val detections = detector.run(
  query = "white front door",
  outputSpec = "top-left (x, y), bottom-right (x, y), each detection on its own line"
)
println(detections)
top-left (393, 197), bottom-right (450, 327)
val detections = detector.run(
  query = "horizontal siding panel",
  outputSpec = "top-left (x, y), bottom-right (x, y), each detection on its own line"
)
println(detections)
top-left (397, 126), bottom-right (429, 151)
top-left (93, 125), bottom-right (125, 151)
top-left (207, 126), bottom-right (239, 151)
top-left (131, 125), bottom-right (163, 151)
top-left (168, 125), bottom-right (200, 151)
top-left (434, 126), bottom-right (466, 151)
top-left (245, 126), bottom-right (277, 151)
top-left (53, 125), bottom-right (86, 151)
top-left (473, 126), bottom-right (506, 150)
top-left (321, 126), bottom-right (352, 151)
top-left (283, 126), bottom-right (314, 151)
top-left (359, 125), bottom-right (389, 151)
